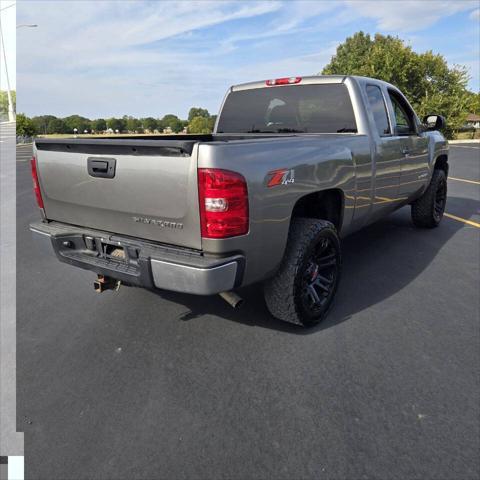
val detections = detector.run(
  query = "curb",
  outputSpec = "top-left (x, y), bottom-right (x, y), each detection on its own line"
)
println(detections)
top-left (449, 139), bottom-right (480, 144)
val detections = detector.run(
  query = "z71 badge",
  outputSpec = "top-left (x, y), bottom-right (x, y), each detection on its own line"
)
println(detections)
top-left (266, 168), bottom-right (295, 187)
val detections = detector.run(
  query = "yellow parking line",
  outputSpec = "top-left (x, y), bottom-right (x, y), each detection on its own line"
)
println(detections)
top-left (449, 177), bottom-right (480, 185)
top-left (444, 213), bottom-right (480, 228)
top-left (449, 145), bottom-right (480, 149)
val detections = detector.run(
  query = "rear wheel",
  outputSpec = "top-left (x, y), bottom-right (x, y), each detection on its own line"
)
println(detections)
top-left (411, 169), bottom-right (447, 228)
top-left (264, 218), bottom-right (341, 327)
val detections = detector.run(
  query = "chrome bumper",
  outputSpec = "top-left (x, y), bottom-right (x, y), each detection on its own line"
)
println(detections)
top-left (151, 258), bottom-right (238, 295)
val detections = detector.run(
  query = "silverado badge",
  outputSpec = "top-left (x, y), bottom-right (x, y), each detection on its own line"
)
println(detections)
top-left (133, 217), bottom-right (183, 230)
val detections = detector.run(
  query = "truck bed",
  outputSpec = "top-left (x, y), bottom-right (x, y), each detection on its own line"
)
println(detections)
top-left (33, 134), bottom-right (296, 250)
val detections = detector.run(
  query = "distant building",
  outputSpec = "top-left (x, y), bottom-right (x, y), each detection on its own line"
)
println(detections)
top-left (466, 113), bottom-right (480, 129)
top-left (163, 126), bottom-right (173, 134)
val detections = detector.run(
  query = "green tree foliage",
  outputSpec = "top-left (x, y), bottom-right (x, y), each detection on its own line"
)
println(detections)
top-left (15, 111), bottom-right (221, 136)
top-left (466, 91), bottom-right (480, 115)
top-left (188, 107), bottom-right (210, 122)
top-left (186, 110), bottom-right (215, 133)
top-left (208, 115), bottom-right (217, 131)
top-left (91, 118), bottom-right (107, 132)
top-left (188, 116), bottom-right (212, 134)
top-left (32, 115), bottom-right (59, 134)
top-left (322, 32), bottom-right (471, 138)
top-left (63, 115), bottom-right (91, 133)
top-left (16, 113), bottom-right (37, 136)
top-left (125, 116), bottom-right (142, 132)
top-left (156, 118), bottom-right (165, 131)
top-left (141, 117), bottom-right (158, 132)
top-left (106, 117), bottom-right (126, 132)
top-left (171, 119), bottom-right (184, 133)
top-left (0, 90), bottom-right (16, 118)
top-left (48, 118), bottom-right (67, 134)
top-left (162, 114), bottom-right (184, 133)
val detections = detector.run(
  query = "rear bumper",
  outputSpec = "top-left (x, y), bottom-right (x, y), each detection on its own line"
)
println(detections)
top-left (30, 220), bottom-right (244, 295)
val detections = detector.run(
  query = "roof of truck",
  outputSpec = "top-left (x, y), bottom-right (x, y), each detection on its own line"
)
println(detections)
top-left (231, 75), bottom-right (393, 91)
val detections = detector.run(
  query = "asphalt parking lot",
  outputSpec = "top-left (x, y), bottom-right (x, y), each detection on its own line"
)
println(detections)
top-left (16, 142), bottom-right (479, 479)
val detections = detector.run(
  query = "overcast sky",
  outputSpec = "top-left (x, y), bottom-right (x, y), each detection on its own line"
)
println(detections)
top-left (9, 0), bottom-right (480, 119)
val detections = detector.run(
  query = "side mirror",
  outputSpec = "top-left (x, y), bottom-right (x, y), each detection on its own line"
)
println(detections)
top-left (423, 114), bottom-right (445, 131)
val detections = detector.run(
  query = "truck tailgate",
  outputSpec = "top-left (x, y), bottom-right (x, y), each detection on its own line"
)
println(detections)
top-left (34, 139), bottom-right (202, 250)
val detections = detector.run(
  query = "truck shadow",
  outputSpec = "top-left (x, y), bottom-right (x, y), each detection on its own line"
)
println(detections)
top-left (154, 195), bottom-right (478, 334)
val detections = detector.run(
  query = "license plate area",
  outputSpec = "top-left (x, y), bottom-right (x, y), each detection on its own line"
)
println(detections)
top-left (81, 235), bottom-right (138, 264)
top-left (102, 242), bottom-right (126, 261)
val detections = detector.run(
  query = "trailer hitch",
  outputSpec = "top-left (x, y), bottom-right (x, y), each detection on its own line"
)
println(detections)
top-left (94, 274), bottom-right (121, 293)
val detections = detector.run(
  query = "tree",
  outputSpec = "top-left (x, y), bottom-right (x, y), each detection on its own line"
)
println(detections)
top-left (106, 117), bottom-right (126, 132)
top-left (208, 115), bottom-right (217, 131)
top-left (0, 90), bottom-right (16, 118)
top-left (156, 118), bottom-right (165, 132)
top-left (91, 118), bottom-right (107, 132)
top-left (48, 118), bottom-right (67, 134)
top-left (466, 91), bottom-right (480, 115)
top-left (322, 32), bottom-right (470, 138)
top-left (63, 115), bottom-right (91, 133)
top-left (188, 116), bottom-right (212, 134)
top-left (32, 115), bottom-right (58, 134)
top-left (141, 117), bottom-right (158, 132)
top-left (16, 113), bottom-right (37, 137)
top-left (161, 114), bottom-right (184, 133)
top-left (125, 116), bottom-right (141, 132)
top-left (188, 107), bottom-right (210, 122)
top-left (171, 119), bottom-right (184, 133)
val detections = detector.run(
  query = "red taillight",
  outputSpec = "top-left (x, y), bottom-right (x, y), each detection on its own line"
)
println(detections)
top-left (266, 77), bottom-right (302, 86)
top-left (198, 168), bottom-right (249, 239)
top-left (30, 156), bottom-right (44, 209)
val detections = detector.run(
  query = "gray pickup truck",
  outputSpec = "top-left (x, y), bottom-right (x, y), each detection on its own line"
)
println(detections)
top-left (30, 75), bottom-right (448, 326)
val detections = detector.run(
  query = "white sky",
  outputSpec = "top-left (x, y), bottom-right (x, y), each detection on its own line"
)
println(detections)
top-left (0, 0), bottom-right (16, 90)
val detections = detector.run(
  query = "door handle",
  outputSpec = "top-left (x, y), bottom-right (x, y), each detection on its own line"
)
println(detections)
top-left (87, 157), bottom-right (116, 178)
top-left (91, 161), bottom-right (108, 173)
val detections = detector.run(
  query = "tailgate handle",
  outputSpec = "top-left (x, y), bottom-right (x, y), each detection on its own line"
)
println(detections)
top-left (87, 157), bottom-right (116, 178)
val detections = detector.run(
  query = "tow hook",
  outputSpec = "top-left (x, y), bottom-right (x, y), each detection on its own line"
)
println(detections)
top-left (94, 275), bottom-right (121, 293)
top-left (219, 291), bottom-right (243, 309)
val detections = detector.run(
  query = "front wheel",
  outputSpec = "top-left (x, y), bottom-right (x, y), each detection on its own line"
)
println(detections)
top-left (264, 218), bottom-right (342, 327)
top-left (411, 169), bottom-right (447, 228)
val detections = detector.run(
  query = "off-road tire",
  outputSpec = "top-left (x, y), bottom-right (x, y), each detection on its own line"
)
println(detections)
top-left (411, 169), bottom-right (447, 228)
top-left (264, 218), bottom-right (341, 327)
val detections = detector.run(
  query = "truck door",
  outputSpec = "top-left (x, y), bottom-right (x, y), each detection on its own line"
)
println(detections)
top-left (386, 89), bottom-right (429, 201)
top-left (365, 84), bottom-right (402, 220)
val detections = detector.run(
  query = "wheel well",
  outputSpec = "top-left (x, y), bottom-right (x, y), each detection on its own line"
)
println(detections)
top-left (434, 155), bottom-right (449, 175)
top-left (291, 189), bottom-right (344, 231)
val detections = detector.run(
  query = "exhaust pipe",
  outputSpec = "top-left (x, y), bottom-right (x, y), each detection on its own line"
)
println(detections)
top-left (94, 275), bottom-right (121, 293)
top-left (219, 291), bottom-right (243, 309)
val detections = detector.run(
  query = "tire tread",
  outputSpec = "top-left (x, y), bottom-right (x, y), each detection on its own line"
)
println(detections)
top-left (264, 218), bottom-right (339, 326)
top-left (411, 169), bottom-right (447, 228)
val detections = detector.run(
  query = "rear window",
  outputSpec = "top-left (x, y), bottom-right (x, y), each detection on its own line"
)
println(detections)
top-left (216, 84), bottom-right (357, 134)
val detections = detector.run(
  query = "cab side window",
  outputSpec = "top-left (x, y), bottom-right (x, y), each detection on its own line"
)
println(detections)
top-left (366, 85), bottom-right (390, 136)
top-left (388, 90), bottom-right (416, 135)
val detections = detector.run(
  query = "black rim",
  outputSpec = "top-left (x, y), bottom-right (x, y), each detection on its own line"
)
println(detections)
top-left (434, 179), bottom-right (447, 221)
top-left (300, 237), bottom-right (339, 316)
